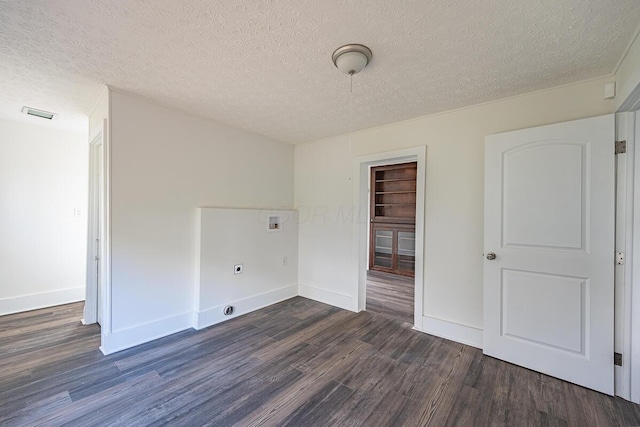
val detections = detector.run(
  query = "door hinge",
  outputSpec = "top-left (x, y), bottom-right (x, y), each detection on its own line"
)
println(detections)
top-left (615, 140), bottom-right (627, 154)
top-left (615, 352), bottom-right (623, 366)
top-left (616, 252), bottom-right (625, 265)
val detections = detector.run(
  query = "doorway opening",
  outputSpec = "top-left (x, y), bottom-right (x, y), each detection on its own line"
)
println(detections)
top-left (353, 146), bottom-right (426, 329)
top-left (367, 162), bottom-right (416, 324)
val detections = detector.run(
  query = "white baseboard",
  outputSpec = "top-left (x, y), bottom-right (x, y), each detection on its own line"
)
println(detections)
top-left (298, 283), bottom-right (354, 312)
top-left (417, 315), bottom-right (483, 349)
top-left (100, 311), bottom-right (193, 355)
top-left (195, 284), bottom-right (298, 330)
top-left (0, 287), bottom-right (85, 316)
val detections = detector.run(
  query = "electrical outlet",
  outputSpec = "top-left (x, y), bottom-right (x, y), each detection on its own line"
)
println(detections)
top-left (234, 264), bottom-right (243, 275)
top-left (282, 256), bottom-right (288, 266)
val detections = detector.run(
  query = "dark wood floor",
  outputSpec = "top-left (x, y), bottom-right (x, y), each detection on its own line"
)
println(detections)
top-left (2, 298), bottom-right (640, 426)
top-left (367, 270), bottom-right (414, 324)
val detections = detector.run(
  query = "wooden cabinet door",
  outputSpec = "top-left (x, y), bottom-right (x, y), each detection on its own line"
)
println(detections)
top-left (369, 224), bottom-right (415, 277)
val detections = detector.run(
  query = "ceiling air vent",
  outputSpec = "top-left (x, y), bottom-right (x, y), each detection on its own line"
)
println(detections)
top-left (21, 106), bottom-right (57, 120)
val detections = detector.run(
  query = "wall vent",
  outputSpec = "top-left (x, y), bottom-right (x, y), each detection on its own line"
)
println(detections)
top-left (21, 106), bottom-right (57, 120)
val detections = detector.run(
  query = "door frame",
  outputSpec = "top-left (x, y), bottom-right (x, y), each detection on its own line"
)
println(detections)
top-left (83, 127), bottom-right (103, 325)
top-left (83, 119), bottom-right (112, 348)
top-left (632, 110), bottom-right (640, 403)
top-left (617, 79), bottom-right (640, 402)
top-left (616, 109), bottom-right (640, 402)
top-left (352, 146), bottom-right (426, 327)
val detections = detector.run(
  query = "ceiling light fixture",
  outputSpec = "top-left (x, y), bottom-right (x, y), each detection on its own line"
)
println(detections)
top-left (332, 44), bottom-right (372, 75)
top-left (21, 106), bottom-right (57, 120)
top-left (332, 44), bottom-right (372, 181)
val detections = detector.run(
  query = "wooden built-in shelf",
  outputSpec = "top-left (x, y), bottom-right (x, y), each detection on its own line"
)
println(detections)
top-left (375, 178), bottom-right (417, 183)
top-left (370, 162), bottom-right (417, 277)
top-left (375, 191), bottom-right (416, 195)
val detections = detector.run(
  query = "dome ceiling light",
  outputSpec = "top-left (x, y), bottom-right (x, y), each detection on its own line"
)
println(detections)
top-left (331, 44), bottom-right (373, 75)
top-left (331, 44), bottom-right (373, 181)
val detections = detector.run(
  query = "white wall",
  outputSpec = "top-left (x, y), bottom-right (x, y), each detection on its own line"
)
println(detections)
top-left (0, 119), bottom-right (87, 315)
top-left (295, 77), bottom-right (615, 336)
top-left (104, 90), bottom-right (293, 353)
top-left (616, 29), bottom-right (640, 111)
top-left (195, 208), bottom-right (298, 329)
top-left (295, 136), bottom-right (356, 310)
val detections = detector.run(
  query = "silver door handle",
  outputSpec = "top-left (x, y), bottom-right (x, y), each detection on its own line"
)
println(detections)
top-left (486, 252), bottom-right (496, 260)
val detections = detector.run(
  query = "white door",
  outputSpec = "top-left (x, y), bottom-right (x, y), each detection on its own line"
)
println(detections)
top-left (483, 114), bottom-right (615, 395)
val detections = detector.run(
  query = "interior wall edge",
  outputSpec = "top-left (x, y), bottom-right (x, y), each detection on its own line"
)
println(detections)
top-left (298, 283), bottom-right (355, 312)
top-left (419, 315), bottom-right (484, 350)
top-left (100, 310), bottom-right (193, 355)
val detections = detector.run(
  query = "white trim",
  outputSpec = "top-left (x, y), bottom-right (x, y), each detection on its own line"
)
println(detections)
top-left (352, 146), bottom-right (426, 327)
top-left (616, 51), bottom-right (640, 402)
top-left (195, 284), bottom-right (298, 330)
top-left (100, 311), bottom-right (193, 355)
top-left (631, 111), bottom-right (640, 403)
top-left (616, 74), bottom-right (640, 402)
top-left (103, 283), bottom-right (299, 354)
top-left (83, 129), bottom-right (103, 325)
top-left (298, 284), bottom-right (354, 311)
top-left (615, 112), bottom-right (635, 400)
top-left (100, 112), bottom-right (113, 349)
top-left (613, 20), bottom-right (640, 76)
top-left (88, 87), bottom-right (109, 122)
top-left (193, 208), bottom-right (202, 316)
top-left (417, 315), bottom-right (483, 349)
top-left (0, 287), bottom-right (84, 316)
top-left (85, 115), bottom-right (112, 348)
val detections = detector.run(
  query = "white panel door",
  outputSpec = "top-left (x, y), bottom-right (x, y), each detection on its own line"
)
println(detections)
top-left (483, 114), bottom-right (615, 395)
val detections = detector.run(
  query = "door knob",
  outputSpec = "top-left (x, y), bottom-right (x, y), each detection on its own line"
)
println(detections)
top-left (486, 252), bottom-right (496, 260)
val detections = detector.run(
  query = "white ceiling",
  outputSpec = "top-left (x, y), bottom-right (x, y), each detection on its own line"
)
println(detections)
top-left (1, 1), bottom-right (639, 142)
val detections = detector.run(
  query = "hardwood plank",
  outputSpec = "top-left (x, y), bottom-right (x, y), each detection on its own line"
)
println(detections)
top-left (538, 411), bottom-right (569, 427)
top-left (529, 371), bottom-right (569, 422)
top-left (391, 327), bottom-right (437, 365)
top-left (242, 340), bottom-right (373, 426)
top-left (2, 390), bottom-right (71, 427)
top-left (363, 389), bottom-right (427, 426)
top-left (366, 270), bottom-right (414, 324)
top-left (1, 297), bottom-right (639, 426)
top-left (27, 372), bottom-right (162, 427)
top-left (0, 361), bottom-right (122, 420)
top-left (0, 368), bottom-right (32, 392)
top-left (278, 380), bottom-right (355, 426)
top-left (444, 384), bottom-right (483, 427)
top-left (103, 356), bottom-right (266, 425)
top-left (414, 344), bottom-right (475, 426)
top-left (461, 350), bottom-right (500, 426)
top-left (147, 364), bottom-right (304, 426)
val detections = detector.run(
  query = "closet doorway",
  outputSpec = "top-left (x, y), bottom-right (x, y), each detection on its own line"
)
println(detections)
top-left (367, 162), bottom-right (416, 324)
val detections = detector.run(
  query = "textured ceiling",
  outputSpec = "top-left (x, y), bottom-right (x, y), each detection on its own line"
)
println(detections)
top-left (1, 1), bottom-right (639, 142)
